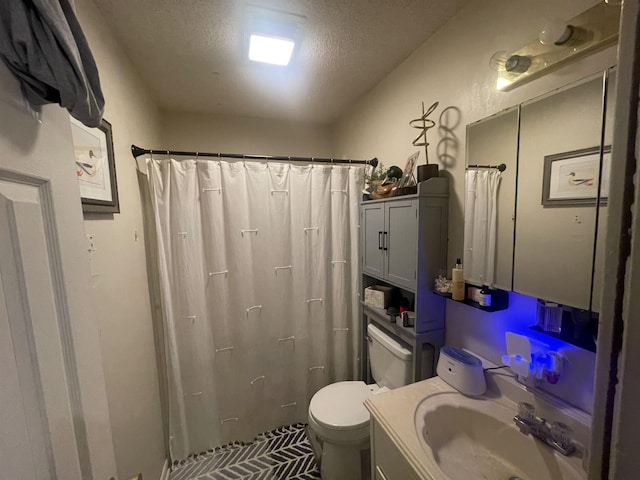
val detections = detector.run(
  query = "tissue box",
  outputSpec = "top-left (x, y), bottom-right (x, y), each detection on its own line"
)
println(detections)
top-left (364, 285), bottom-right (393, 309)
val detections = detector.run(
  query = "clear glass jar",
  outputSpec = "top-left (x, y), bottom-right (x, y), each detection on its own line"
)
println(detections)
top-left (537, 299), bottom-right (563, 334)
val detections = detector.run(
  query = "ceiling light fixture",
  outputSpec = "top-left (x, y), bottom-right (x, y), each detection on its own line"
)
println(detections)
top-left (245, 5), bottom-right (305, 67)
top-left (248, 34), bottom-right (295, 66)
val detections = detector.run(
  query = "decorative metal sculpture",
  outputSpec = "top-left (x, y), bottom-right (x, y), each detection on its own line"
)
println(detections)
top-left (410, 101), bottom-right (439, 165)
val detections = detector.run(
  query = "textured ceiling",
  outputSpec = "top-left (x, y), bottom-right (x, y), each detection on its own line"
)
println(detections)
top-left (93, 0), bottom-right (470, 123)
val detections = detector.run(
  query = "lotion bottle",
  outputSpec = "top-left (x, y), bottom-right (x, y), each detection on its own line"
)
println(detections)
top-left (479, 286), bottom-right (492, 307)
top-left (452, 258), bottom-right (465, 301)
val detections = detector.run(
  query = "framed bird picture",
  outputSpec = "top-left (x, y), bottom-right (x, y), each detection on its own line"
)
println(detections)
top-left (542, 145), bottom-right (611, 207)
top-left (70, 116), bottom-right (120, 213)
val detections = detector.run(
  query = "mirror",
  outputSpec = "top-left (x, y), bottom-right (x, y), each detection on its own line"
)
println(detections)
top-left (592, 68), bottom-right (616, 313)
top-left (464, 69), bottom-right (614, 349)
top-left (514, 74), bottom-right (605, 310)
top-left (464, 107), bottom-right (519, 291)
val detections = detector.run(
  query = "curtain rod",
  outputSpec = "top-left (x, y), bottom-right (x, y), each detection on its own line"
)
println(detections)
top-left (131, 145), bottom-right (378, 168)
top-left (466, 163), bottom-right (507, 172)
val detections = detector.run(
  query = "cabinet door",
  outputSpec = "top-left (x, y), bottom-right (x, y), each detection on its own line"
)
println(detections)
top-left (372, 422), bottom-right (421, 480)
top-left (514, 75), bottom-right (603, 309)
top-left (385, 200), bottom-right (418, 290)
top-left (362, 203), bottom-right (385, 277)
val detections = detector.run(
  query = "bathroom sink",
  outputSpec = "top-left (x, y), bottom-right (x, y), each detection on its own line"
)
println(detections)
top-left (414, 392), bottom-right (585, 480)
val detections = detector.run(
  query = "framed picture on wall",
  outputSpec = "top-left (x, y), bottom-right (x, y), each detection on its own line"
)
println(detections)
top-left (542, 145), bottom-right (611, 207)
top-left (70, 117), bottom-right (120, 213)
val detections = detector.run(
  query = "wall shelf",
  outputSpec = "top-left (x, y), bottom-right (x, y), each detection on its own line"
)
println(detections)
top-left (436, 285), bottom-right (510, 313)
top-left (529, 307), bottom-right (598, 353)
top-left (361, 303), bottom-right (416, 343)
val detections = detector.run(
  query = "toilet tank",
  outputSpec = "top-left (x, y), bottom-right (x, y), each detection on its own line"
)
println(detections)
top-left (367, 323), bottom-right (413, 389)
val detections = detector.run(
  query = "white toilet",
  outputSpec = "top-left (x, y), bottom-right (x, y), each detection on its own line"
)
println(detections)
top-left (308, 323), bottom-right (413, 480)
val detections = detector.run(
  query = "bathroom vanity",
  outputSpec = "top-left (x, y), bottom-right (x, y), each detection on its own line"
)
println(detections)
top-left (365, 370), bottom-right (591, 480)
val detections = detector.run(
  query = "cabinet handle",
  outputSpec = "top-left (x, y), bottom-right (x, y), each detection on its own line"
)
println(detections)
top-left (383, 231), bottom-right (388, 251)
top-left (378, 231), bottom-right (383, 250)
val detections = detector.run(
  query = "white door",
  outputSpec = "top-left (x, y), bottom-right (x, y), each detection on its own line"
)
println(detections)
top-left (0, 65), bottom-right (117, 479)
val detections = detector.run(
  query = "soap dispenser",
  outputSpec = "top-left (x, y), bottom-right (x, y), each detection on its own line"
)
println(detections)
top-left (452, 258), bottom-right (464, 301)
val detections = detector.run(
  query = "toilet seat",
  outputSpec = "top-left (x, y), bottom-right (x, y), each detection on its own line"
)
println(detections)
top-left (308, 381), bottom-right (372, 444)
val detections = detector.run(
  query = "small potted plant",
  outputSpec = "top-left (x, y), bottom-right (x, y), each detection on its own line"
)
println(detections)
top-left (363, 162), bottom-right (386, 200)
top-left (364, 164), bottom-right (405, 200)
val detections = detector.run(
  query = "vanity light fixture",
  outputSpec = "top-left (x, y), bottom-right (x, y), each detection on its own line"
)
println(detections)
top-left (538, 20), bottom-right (591, 47)
top-left (492, 1), bottom-right (620, 91)
top-left (248, 34), bottom-right (295, 66)
top-left (538, 21), bottom-right (576, 46)
top-left (539, 23), bottom-right (573, 45)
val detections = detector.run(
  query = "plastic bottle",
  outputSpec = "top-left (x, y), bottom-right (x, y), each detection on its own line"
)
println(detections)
top-left (479, 287), bottom-right (492, 307)
top-left (452, 258), bottom-right (465, 301)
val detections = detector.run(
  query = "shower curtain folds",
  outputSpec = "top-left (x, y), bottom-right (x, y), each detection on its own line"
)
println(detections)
top-left (147, 158), bottom-right (363, 461)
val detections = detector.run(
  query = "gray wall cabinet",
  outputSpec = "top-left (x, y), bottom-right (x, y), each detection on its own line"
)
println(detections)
top-left (362, 202), bottom-right (386, 278)
top-left (360, 178), bottom-right (449, 382)
top-left (362, 199), bottom-right (418, 290)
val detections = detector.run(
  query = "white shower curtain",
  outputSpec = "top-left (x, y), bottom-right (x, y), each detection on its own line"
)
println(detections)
top-left (147, 158), bottom-right (363, 461)
top-left (463, 169), bottom-right (501, 286)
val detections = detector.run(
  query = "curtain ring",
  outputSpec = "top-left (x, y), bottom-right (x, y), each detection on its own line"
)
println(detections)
top-left (195, 151), bottom-right (199, 160)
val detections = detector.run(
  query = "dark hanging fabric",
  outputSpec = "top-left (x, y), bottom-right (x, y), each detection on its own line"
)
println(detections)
top-left (0, 0), bottom-right (104, 127)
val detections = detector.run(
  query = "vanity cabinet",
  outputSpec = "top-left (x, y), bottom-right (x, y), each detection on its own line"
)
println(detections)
top-left (371, 421), bottom-right (421, 480)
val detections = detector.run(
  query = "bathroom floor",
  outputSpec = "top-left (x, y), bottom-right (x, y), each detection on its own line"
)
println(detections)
top-left (170, 424), bottom-right (321, 480)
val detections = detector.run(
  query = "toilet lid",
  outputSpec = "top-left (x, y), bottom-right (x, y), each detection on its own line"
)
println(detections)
top-left (309, 381), bottom-right (372, 430)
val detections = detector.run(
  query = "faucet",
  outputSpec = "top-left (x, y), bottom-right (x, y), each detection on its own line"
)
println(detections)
top-left (513, 402), bottom-right (575, 456)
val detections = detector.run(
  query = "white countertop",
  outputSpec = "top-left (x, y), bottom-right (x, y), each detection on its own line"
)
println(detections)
top-left (364, 373), bottom-right (590, 480)
top-left (364, 376), bottom-right (452, 480)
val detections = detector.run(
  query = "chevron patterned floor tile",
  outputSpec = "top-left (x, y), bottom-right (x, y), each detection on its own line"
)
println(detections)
top-left (170, 424), bottom-right (321, 480)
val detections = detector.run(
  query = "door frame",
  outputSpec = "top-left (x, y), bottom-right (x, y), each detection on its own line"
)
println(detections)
top-left (589, 0), bottom-right (640, 477)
